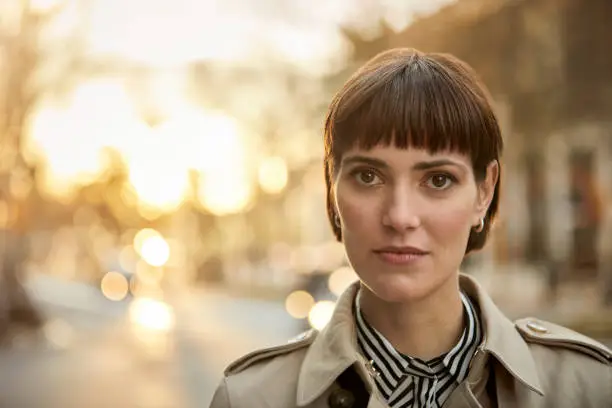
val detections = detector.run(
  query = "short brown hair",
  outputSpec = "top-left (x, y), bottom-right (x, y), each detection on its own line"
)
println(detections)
top-left (323, 48), bottom-right (503, 254)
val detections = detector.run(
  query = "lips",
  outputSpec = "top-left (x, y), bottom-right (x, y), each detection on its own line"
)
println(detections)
top-left (373, 246), bottom-right (429, 265)
top-left (374, 246), bottom-right (429, 255)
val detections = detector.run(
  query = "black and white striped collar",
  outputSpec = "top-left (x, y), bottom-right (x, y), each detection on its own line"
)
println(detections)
top-left (354, 288), bottom-right (482, 399)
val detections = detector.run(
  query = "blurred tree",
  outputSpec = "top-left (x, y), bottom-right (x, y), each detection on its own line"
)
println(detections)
top-left (0, 0), bottom-right (81, 343)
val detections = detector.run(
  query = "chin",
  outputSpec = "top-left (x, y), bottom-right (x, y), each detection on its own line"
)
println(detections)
top-left (361, 268), bottom-right (455, 304)
top-left (363, 274), bottom-right (436, 303)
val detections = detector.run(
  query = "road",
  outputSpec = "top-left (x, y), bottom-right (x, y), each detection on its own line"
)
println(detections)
top-left (173, 287), bottom-right (303, 406)
top-left (0, 276), bottom-right (302, 408)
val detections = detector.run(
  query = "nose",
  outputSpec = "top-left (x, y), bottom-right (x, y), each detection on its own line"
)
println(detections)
top-left (381, 184), bottom-right (421, 232)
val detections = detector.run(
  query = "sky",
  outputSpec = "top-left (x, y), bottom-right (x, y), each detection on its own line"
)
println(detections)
top-left (83, 0), bottom-right (458, 70)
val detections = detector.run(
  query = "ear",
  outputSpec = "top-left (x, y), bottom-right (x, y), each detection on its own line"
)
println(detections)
top-left (475, 160), bottom-right (499, 220)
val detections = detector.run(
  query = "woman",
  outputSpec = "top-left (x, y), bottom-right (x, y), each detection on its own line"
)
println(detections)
top-left (209, 48), bottom-right (611, 408)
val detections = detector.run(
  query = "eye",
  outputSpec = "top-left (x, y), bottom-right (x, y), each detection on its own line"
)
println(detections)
top-left (425, 173), bottom-right (456, 190)
top-left (353, 169), bottom-right (382, 186)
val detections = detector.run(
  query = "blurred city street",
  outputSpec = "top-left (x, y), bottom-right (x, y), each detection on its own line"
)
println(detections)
top-left (0, 275), bottom-right (301, 408)
top-left (0, 0), bottom-right (611, 407)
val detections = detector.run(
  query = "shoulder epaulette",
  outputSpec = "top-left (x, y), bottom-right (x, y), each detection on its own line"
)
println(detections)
top-left (224, 329), bottom-right (317, 376)
top-left (515, 317), bottom-right (611, 364)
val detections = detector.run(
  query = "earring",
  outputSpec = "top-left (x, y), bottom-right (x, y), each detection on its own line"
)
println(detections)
top-left (474, 218), bottom-right (485, 233)
top-left (334, 214), bottom-right (341, 228)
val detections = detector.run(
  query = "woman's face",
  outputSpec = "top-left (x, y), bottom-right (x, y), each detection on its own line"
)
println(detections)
top-left (333, 145), bottom-right (498, 303)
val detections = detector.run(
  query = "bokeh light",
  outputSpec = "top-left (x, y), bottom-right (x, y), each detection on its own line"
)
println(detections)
top-left (328, 266), bottom-right (358, 297)
top-left (285, 290), bottom-right (315, 319)
top-left (100, 271), bottom-right (129, 301)
top-left (133, 229), bottom-right (161, 254)
top-left (308, 300), bottom-right (336, 330)
top-left (258, 156), bottom-right (289, 194)
top-left (128, 297), bottom-right (175, 331)
top-left (141, 237), bottom-right (170, 267)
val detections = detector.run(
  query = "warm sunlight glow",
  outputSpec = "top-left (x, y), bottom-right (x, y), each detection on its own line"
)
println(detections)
top-left (26, 79), bottom-right (144, 202)
top-left (198, 175), bottom-right (254, 216)
top-left (86, 0), bottom-right (251, 64)
top-left (258, 156), bottom-right (288, 194)
top-left (128, 154), bottom-right (190, 214)
top-left (171, 111), bottom-right (246, 174)
top-left (28, 107), bottom-right (106, 201)
top-left (29, 0), bottom-right (64, 14)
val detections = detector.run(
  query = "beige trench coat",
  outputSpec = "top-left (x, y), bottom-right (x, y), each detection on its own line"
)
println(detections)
top-left (209, 274), bottom-right (612, 408)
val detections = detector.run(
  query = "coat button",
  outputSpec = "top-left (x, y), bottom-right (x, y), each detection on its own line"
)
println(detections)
top-left (328, 388), bottom-right (355, 408)
top-left (526, 320), bottom-right (548, 334)
top-left (365, 360), bottom-right (380, 378)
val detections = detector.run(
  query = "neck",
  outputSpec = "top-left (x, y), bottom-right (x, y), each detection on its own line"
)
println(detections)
top-left (359, 276), bottom-right (464, 361)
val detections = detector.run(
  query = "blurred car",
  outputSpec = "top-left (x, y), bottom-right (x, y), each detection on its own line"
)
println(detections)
top-left (287, 266), bottom-right (358, 331)
top-left (301, 269), bottom-right (336, 302)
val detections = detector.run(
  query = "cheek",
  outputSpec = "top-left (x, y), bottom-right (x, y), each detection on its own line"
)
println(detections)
top-left (335, 186), bottom-right (377, 232)
top-left (425, 200), bottom-right (475, 243)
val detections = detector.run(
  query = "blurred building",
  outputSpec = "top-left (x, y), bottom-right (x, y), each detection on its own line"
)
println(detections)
top-left (338, 0), bottom-right (612, 292)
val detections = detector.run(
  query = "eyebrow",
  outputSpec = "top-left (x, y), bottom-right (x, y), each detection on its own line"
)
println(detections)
top-left (341, 155), bottom-right (466, 171)
top-left (412, 159), bottom-right (465, 171)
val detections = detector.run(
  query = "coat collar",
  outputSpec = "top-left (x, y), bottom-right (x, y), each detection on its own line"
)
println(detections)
top-left (458, 274), bottom-right (544, 396)
top-left (296, 273), bottom-right (544, 406)
top-left (296, 282), bottom-right (363, 406)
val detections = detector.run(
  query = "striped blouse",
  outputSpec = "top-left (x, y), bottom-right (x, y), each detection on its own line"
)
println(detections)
top-left (354, 290), bottom-right (482, 408)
